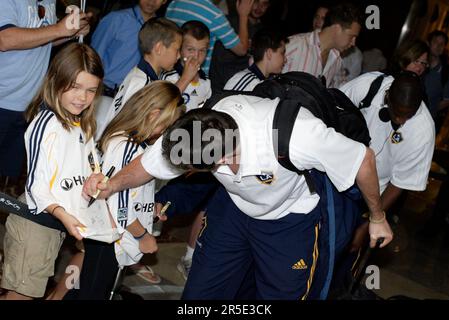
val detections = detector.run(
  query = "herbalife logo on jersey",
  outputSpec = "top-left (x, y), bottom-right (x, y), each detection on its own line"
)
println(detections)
top-left (134, 202), bottom-right (154, 213)
top-left (60, 176), bottom-right (87, 191)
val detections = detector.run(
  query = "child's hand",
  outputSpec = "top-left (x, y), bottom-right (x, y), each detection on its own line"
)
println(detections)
top-left (182, 56), bottom-right (200, 83)
top-left (138, 233), bottom-right (158, 254)
top-left (58, 211), bottom-right (85, 241)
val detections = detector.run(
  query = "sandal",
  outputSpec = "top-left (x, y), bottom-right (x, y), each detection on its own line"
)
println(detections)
top-left (133, 264), bottom-right (161, 284)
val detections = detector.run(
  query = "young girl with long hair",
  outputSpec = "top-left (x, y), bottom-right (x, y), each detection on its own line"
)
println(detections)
top-left (1, 43), bottom-right (104, 300)
top-left (63, 81), bottom-right (185, 299)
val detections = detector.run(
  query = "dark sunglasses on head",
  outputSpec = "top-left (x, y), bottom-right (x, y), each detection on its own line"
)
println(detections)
top-left (37, 0), bottom-right (45, 20)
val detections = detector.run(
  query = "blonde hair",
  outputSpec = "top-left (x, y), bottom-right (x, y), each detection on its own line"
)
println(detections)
top-left (26, 43), bottom-right (104, 141)
top-left (139, 17), bottom-right (183, 54)
top-left (99, 81), bottom-right (185, 153)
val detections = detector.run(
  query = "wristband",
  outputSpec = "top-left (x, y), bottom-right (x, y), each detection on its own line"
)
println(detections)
top-left (50, 205), bottom-right (64, 216)
top-left (369, 211), bottom-right (386, 224)
top-left (133, 229), bottom-right (148, 240)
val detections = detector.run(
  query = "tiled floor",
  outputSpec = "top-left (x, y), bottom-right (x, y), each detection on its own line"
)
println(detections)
top-left (370, 178), bottom-right (449, 300)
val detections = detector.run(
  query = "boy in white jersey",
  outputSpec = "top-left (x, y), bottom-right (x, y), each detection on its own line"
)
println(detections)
top-left (83, 94), bottom-right (393, 299)
top-left (162, 20), bottom-right (212, 112)
top-left (97, 17), bottom-right (182, 138)
top-left (161, 20), bottom-right (212, 279)
top-left (224, 28), bottom-right (287, 92)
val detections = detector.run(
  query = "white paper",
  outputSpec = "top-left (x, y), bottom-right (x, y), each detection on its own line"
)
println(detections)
top-left (76, 198), bottom-right (120, 243)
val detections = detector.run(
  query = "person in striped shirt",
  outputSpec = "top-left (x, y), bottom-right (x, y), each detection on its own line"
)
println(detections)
top-left (165, 0), bottom-right (254, 75)
top-left (283, 2), bottom-right (362, 88)
top-left (224, 28), bottom-right (288, 91)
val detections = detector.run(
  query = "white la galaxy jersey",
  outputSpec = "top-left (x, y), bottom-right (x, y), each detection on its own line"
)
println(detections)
top-left (340, 72), bottom-right (435, 193)
top-left (224, 65), bottom-right (264, 92)
top-left (25, 109), bottom-right (99, 215)
top-left (102, 135), bottom-right (156, 266)
top-left (161, 68), bottom-right (211, 112)
top-left (100, 60), bottom-right (160, 138)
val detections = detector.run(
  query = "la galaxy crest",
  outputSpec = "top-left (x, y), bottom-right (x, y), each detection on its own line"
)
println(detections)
top-left (256, 172), bottom-right (274, 185)
top-left (390, 131), bottom-right (403, 144)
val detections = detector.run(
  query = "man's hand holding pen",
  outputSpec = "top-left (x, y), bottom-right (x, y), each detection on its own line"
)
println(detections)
top-left (82, 170), bottom-right (115, 202)
top-left (87, 166), bottom-right (115, 207)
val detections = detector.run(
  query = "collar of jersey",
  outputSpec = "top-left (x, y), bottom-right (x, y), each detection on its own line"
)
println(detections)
top-left (128, 131), bottom-right (151, 149)
top-left (248, 63), bottom-right (266, 81)
top-left (39, 102), bottom-right (50, 112)
top-left (137, 58), bottom-right (159, 81)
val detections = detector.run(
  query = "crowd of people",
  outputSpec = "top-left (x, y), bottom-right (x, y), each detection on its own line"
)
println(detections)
top-left (0, 0), bottom-right (446, 300)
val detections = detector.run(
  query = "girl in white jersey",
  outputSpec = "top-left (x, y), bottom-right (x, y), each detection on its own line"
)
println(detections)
top-left (63, 81), bottom-right (185, 299)
top-left (1, 43), bottom-right (104, 300)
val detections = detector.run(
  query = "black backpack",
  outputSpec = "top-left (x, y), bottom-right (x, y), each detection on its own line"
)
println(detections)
top-left (204, 71), bottom-right (371, 193)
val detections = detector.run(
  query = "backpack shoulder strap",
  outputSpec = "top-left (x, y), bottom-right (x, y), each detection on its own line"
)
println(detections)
top-left (273, 100), bottom-right (317, 194)
top-left (358, 74), bottom-right (387, 109)
top-left (203, 90), bottom-right (260, 110)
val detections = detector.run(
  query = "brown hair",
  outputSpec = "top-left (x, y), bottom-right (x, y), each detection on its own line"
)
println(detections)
top-left (322, 2), bottom-right (363, 29)
top-left (139, 17), bottom-right (183, 54)
top-left (99, 81), bottom-right (185, 153)
top-left (26, 43), bottom-right (104, 141)
top-left (181, 20), bottom-right (210, 41)
top-left (392, 40), bottom-right (429, 73)
top-left (161, 108), bottom-right (239, 171)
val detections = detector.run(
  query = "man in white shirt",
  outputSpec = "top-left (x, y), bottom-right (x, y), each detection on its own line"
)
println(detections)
top-left (83, 95), bottom-right (392, 299)
top-left (340, 71), bottom-right (435, 251)
top-left (283, 2), bottom-right (362, 88)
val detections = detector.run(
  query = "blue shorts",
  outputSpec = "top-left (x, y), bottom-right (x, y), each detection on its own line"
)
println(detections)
top-left (182, 184), bottom-right (329, 300)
